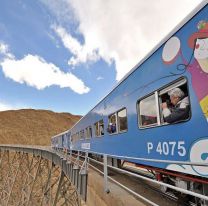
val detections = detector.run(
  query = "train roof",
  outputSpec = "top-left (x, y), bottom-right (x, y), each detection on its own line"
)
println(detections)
top-left (70, 0), bottom-right (208, 131)
top-left (51, 129), bottom-right (70, 139)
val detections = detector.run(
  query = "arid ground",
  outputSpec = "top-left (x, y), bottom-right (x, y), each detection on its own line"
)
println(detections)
top-left (0, 109), bottom-right (81, 145)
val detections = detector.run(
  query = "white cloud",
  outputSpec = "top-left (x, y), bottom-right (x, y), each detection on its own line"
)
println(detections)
top-left (0, 42), bottom-right (14, 59)
top-left (96, 76), bottom-right (104, 81)
top-left (0, 42), bottom-right (89, 94)
top-left (0, 43), bottom-right (8, 54)
top-left (0, 54), bottom-right (90, 94)
top-left (40, 0), bottom-right (75, 25)
top-left (52, 24), bottom-right (100, 66)
top-left (45, 0), bottom-right (203, 80)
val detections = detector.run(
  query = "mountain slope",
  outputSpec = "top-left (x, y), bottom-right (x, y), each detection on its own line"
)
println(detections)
top-left (0, 109), bottom-right (81, 145)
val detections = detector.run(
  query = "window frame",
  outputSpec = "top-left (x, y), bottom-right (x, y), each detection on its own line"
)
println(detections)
top-left (108, 107), bottom-right (128, 135)
top-left (108, 112), bottom-right (118, 135)
top-left (85, 126), bottom-right (92, 139)
top-left (76, 132), bottom-right (79, 141)
top-left (94, 119), bottom-right (104, 137)
top-left (117, 108), bottom-right (128, 133)
top-left (89, 126), bottom-right (92, 138)
top-left (71, 134), bottom-right (75, 143)
top-left (80, 130), bottom-right (85, 140)
top-left (137, 77), bottom-right (191, 129)
top-left (138, 93), bottom-right (159, 128)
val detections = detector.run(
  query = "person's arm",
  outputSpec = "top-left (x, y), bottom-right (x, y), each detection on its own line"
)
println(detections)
top-left (164, 106), bottom-right (189, 123)
top-left (162, 97), bottom-right (190, 123)
top-left (162, 102), bottom-right (171, 118)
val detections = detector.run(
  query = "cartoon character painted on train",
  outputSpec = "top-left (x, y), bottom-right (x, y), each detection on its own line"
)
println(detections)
top-left (162, 20), bottom-right (208, 176)
top-left (166, 138), bottom-right (208, 177)
top-left (162, 20), bottom-right (208, 122)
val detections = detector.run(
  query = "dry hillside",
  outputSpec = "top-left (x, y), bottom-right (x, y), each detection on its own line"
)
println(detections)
top-left (0, 109), bottom-right (81, 145)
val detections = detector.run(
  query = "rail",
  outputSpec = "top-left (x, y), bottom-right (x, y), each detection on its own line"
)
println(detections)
top-left (61, 148), bottom-right (208, 205)
top-left (71, 149), bottom-right (208, 204)
top-left (80, 149), bottom-right (208, 167)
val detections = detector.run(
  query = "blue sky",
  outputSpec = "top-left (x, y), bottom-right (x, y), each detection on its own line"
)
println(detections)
top-left (0, 0), bottom-right (203, 115)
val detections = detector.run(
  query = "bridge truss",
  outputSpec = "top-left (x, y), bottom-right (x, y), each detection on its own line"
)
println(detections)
top-left (0, 146), bottom-right (83, 206)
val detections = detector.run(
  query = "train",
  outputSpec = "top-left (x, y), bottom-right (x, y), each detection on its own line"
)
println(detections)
top-left (51, 1), bottom-right (208, 204)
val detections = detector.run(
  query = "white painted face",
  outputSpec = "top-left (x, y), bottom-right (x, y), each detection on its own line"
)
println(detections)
top-left (162, 37), bottom-right (181, 64)
top-left (166, 139), bottom-right (208, 177)
top-left (190, 139), bottom-right (208, 176)
top-left (194, 38), bottom-right (208, 59)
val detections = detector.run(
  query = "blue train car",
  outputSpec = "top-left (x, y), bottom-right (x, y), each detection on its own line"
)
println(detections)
top-left (52, 1), bottom-right (208, 200)
top-left (51, 130), bottom-right (70, 150)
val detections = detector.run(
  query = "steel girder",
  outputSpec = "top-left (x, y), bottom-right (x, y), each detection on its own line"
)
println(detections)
top-left (0, 149), bottom-right (80, 206)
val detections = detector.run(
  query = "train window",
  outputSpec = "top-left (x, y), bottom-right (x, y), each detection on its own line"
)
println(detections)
top-left (138, 94), bottom-right (158, 127)
top-left (94, 120), bottom-right (104, 137)
top-left (86, 126), bottom-right (92, 139)
top-left (159, 78), bottom-right (190, 124)
top-left (108, 108), bottom-right (128, 134)
top-left (99, 120), bottom-right (104, 136)
top-left (89, 126), bottom-right (92, 137)
top-left (71, 133), bottom-right (77, 143)
top-left (72, 134), bottom-right (74, 142)
top-left (118, 108), bottom-right (128, 132)
top-left (76, 132), bottom-right (79, 141)
top-left (94, 122), bottom-right (99, 136)
top-left (80, 130), bottom-right (85, 140)
top-left (85, 128), bottom-right (88, 138)
top-left (137, 77), bottom-right (190, 129)
top-left (108, 113), bottom-right (117, 134)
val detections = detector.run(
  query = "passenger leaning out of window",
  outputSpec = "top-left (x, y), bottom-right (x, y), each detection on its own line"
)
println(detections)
top-left (162, 88), bottom-right (190, 123)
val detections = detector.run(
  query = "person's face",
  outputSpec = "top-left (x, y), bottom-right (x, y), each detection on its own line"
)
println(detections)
top-left (194, 38), bottom-right (208, 60)
top-left (170, 95), bottom-right (180, 105)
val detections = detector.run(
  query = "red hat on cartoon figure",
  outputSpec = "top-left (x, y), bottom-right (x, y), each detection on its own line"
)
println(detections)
top-left (188, 20), bottom-right (208, 48)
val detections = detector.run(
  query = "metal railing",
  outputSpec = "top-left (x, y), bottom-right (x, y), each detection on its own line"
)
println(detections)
top-left (1, 144), bottom-right (208, 206)
top-left (69, 149), bottom-right (208, 205)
